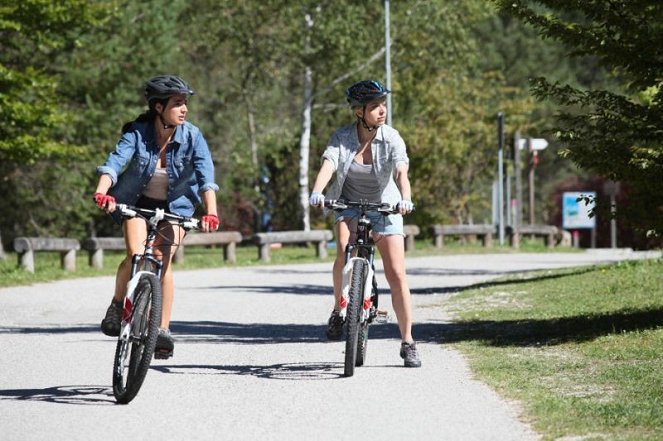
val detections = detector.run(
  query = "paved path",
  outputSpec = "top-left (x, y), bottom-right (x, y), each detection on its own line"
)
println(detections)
top-left (0, 250), bottom-right (657, 441)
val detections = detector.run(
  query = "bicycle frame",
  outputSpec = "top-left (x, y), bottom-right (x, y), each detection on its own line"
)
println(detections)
top-left (120, 208), bottom-right (167, 337)
top-left (340, 211), bottom-right (377, 324)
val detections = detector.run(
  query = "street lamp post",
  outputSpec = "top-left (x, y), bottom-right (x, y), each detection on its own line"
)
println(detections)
top-left (385, 0), bottom-right (392, 125)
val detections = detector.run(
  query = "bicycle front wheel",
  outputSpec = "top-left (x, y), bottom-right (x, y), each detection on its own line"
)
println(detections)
top-left (356, 321), bottom-right (369, 367)
top-left (344, 259), bottom-right (365, 377)
top-left (112, 273), bottom-right (162, 404)
top-left (357, 277), bottom-right (377, 366)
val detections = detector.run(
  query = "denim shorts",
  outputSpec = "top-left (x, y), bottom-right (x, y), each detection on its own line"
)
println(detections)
top-left (334, 207), bottom-right (404, 236)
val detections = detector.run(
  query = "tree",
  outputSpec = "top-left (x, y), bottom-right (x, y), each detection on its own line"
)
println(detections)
top-left (0, 0), bottom-right (114, 252)
top-left (0, 1), bottom-right (110, 164)
top-left (494, 0), bottom-right (663, 234)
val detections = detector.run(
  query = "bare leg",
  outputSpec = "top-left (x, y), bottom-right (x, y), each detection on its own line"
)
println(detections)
top-left (112, 217), bottom-right (148, 302)
top-left (153, 222), bottom-right (186, 329)
top-left (332, 219), bottom-right (353, 309)
top-left (375, 234), bottom-right (414, 343)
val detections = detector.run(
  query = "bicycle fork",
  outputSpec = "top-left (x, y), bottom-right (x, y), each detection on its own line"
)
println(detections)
top-left (340, 257), bottom-right (375, 323)
top-left (118, 270), bottom-right (153, 342)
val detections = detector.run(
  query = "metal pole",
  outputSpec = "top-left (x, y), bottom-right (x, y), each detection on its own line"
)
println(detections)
top-left (509, 132), bottom-right (522, 248)
top-left (514, 131), bottom-right (522, 229)
top-left (497, 112), bottom-right (505, 245)
top-left (610, 194), bottom-right (617, 248)
top-left (385, 0), bottom-right (392, 126)
top-left (528, 138), bottom-right (535, 225)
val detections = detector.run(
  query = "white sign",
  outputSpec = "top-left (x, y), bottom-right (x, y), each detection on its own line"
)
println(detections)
top-left (562, 191), bottom-right (596, 229)
top-left (517, 138), bottom-right (549, 150)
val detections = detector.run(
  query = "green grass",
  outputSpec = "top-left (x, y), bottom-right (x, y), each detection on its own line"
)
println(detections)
top-left (441, 258), bottom-right (663, 440)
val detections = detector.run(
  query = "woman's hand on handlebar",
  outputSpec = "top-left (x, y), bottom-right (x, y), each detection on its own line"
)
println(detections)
top-left (201, 214), bottom-right (219, 232)
top-left (93, 192), bottom-right (116, 214)
top-left (398, 199), bottom-right (414, 215)
top-left (309, 191), bottom-right (325, 208)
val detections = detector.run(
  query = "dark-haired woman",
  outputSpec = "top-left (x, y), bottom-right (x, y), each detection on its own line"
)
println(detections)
top-left (93, 75), bottom-right (219, 359)
top-left (309, 80), bottom-right (421, 368)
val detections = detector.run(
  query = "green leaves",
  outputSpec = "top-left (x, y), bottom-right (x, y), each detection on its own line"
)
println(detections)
top-left (495, 0), bottom-right (663, 234)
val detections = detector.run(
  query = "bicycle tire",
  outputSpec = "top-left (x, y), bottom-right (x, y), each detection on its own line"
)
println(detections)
top-left (356, 321), bottom-right (369, 367)
top-left (112, 273), bottom-right (162, 404)
top-left (344, 259), bottom-right (365, 377)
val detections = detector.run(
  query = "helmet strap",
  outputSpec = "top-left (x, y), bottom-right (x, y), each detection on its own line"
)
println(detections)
top-left (158, 112), bottom-right (175, 130)
top-left (358, 116), bottom-right (377, 132)
top-left (357, 105), bottom-right (378, 132)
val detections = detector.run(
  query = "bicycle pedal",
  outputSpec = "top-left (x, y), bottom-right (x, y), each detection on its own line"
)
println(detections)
top-left (154, 348), bottom-right (173, 360)
top-left (375, 309), bottom-right (390, 324)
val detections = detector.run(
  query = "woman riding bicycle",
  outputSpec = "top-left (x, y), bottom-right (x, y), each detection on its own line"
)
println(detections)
top-left (309, 80), bottom-right (421, 368)
top-left (93, 74), bottom-right (219, 359)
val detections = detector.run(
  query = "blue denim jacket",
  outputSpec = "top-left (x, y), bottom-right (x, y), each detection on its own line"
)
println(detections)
top-left (97, 120), bottom-right (219, 222)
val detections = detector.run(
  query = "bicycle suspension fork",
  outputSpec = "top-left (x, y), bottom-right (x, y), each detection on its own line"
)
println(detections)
top-left (340, 245), bottom-right (376, 322)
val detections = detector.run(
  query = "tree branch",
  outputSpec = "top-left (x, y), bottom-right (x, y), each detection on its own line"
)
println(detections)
top-left (313, 46), bottom-right (387, 100)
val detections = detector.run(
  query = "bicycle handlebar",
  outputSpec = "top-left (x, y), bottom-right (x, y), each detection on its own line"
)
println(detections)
top-left (324, 199), bottom-right (409, 215)
top-left (116, 204), bottom-right (200, 230)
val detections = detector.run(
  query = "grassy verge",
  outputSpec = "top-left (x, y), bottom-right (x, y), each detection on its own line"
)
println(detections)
top-left (0, 237), bottom-right (567, 288)
top-left (441, 258), bottom-right (663, 441)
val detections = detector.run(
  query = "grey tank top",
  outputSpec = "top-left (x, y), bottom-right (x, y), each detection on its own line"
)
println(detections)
top-left (142, 168), bottom-right (168, 200)
top-left (340, 161), bottom-right (381, 203)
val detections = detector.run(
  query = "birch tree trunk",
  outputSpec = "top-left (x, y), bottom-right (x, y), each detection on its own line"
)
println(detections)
top-left (298, 65), bottom-right (313, 231)
top-left (242, 87), bottom-right (259, 171)
top-left (298, 11), bottom-right (315, 231)
top-left (0, 231), bottom-right (7, 260)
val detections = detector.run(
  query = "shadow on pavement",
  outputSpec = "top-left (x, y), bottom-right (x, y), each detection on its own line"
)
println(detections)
top-left (196, 283), bottom-right (330, 295)
top-left (151, 362), bottom-right (342, 380)
top-left (0, 324), bottom-right (100, 334)
top-left (0, 385), bottom-right (114, 405)
top-left (409, 266), bottom-right (594, 295)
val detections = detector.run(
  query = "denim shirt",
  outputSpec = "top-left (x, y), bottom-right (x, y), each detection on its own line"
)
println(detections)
top-left (321, 123), bottom-right (409, 205)
top-left (97, 120), bottom-right (219, 221)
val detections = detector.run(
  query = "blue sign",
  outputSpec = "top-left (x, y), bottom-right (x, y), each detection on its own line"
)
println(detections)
top-left (562, 192), bottom-right (596, 229)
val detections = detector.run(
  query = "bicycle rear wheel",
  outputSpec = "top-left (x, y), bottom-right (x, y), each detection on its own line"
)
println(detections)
top-left (344, 259), bottom-right (365, 377)
top-left (112, 273), bottom-right (162, 404)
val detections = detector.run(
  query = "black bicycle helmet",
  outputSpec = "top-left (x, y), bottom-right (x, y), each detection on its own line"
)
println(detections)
top-left (346, 80), bottom-right (390, 108)
top-left (144, 74), bottom-right (195, 105)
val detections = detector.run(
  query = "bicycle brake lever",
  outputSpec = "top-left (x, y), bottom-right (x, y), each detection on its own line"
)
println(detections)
top-left (117, 204), bottom-right (137, 217)
top-left (183, 218), bottom-right (199, 230)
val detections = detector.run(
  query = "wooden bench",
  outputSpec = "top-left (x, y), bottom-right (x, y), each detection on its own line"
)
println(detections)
top-left (174, 231), bottom-right (243, 264)
top-left (82, 237), bottom-right (125, 269)
top-left (507, 225), bottom-right (559, 248)
top-left (403, 224), bottom-right (420, 252)
top-left (83, 231), bottom-right (243, 269)
top-left (13, 237), bottom-right (81, 273)
top-left (253, 230), bottom-right (333, 263)
top-left (429, 224), bottom-right (495, 248)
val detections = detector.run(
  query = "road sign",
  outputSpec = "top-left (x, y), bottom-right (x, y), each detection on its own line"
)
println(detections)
top-left (562, 191), bottom-right (596, 229)
top-left (517, 138), bottom-right (548, 150)
top-left (530, 138), bottom-right (548, 150)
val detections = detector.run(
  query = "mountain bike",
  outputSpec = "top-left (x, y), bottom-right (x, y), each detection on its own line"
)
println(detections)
top-left (111, 204), bottom-right (198, 404)
top-left (325, 199), bottom-right (403, 377)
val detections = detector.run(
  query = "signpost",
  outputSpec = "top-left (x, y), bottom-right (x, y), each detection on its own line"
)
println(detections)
top-left (497, 113), bottom-right (505, 245)
top-left (563, 191), bottom-right (596, 247)
top-left (520, 138), bottom-right (549, 224)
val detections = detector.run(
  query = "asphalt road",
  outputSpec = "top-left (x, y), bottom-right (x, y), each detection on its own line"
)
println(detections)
top-left (0, 249), bottom-right (658, 441)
